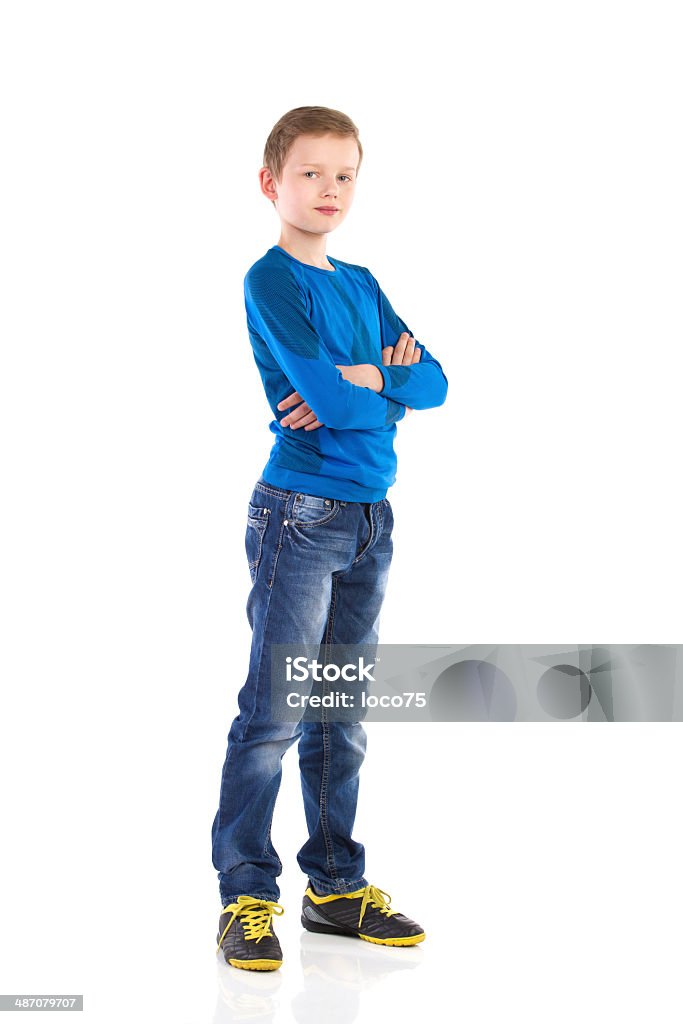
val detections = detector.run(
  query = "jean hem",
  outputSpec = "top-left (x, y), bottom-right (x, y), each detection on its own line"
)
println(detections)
top-left (307, 877), bottom-right (368, 896)
top-left (220, 892), bottom-right (280, 908)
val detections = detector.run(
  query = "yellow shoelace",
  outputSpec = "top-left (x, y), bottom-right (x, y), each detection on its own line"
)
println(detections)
top-left (216, 896), bottom-right (285, 953)
top-left (357, 885), bottom-right (398, 928)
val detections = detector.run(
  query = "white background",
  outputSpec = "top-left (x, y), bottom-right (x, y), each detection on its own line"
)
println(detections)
top-left (1, 1), bottom-right (681, 1022)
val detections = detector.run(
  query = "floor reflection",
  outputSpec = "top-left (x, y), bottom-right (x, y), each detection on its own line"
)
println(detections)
top-left (212, 929), bottom-right (423, 1023)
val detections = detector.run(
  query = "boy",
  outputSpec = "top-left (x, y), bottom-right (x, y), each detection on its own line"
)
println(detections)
top-left (211, 106), bottom-right (448, 971)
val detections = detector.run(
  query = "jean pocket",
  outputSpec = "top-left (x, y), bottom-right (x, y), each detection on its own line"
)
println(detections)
top-left (245, 502), bottom-right (270, 583)
top-left (291, 492), bottom-right (342, 529)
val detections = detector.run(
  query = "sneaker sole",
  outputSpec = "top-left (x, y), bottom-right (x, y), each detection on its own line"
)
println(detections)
top-left (225, 957), bottom-right (283, 971)
top-left (301, 915), bottom-right (425, 946)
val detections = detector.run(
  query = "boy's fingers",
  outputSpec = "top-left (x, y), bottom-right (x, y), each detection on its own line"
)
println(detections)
top-left (300, 409), bottom-right (323, 428)
top-left (277, 391), bottom-right (303, 410)
top-left (384, 338), bottom-right (421, 368)
top-left (392, 333), bottom-right (408, 362)
top-left (280, 401), bottom-right (308, 426)
top-left (391, 332), bottom-right (415, 365)
top-left (282, 403), bottom-right (323, 429)
top-left (403, 337), bottom-right (417, 364)
top-left (289, 407), bottom-right (317, 429)
top-left (278, 391), bottom-right (320, 427)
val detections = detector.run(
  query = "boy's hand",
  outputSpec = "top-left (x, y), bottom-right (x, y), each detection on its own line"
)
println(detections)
top-left (335, 340), bottom-right (421, 393)
top-left (335, 363), bottom-right (384, 392)
top-left (383, 334), bottom-right (418, 418)
top-left (277, 392), bottom-right (324, 430)
top-left (382, 332), bottom-right (423, 367)
top-left (335, 336), bottom-right (420, 417)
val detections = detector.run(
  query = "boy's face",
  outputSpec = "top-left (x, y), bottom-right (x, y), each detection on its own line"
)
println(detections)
top-left (263, 133), bottom-right (359, 239)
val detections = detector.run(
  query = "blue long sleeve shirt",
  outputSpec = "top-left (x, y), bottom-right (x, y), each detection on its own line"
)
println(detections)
top-left (244, 244), bottom-right (448, 502)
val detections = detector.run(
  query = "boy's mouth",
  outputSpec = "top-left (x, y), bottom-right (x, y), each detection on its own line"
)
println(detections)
top-left (315, 207), bottom-right (339, 214)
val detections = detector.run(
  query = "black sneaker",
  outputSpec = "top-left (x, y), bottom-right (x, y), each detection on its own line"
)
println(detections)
top-left (216, 895), bottom-right (285, 970)
top-left (301, 883), bottom-right (425, 946)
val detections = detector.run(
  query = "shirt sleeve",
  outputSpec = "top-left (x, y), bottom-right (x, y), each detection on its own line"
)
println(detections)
top-left (368, 271), bottom-right (448, 411)
top-left (244, 262), bottom-right (406, 431)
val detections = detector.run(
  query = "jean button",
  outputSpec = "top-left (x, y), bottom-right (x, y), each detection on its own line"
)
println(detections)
top-left (324, 499), bottom-right (331, 507)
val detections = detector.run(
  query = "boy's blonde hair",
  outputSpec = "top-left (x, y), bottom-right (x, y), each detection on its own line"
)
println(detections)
top-left (263, 106), bottom-right (363, 184)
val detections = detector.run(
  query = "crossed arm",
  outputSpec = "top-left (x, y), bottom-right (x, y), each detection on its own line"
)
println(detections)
top-left (278, 332), bottom-right (421, 430)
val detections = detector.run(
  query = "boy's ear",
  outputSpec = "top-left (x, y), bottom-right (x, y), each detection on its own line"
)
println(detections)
top-left (259, 165), bottom-right (281, 209)
top-left (259, 176), bottom-right (274, 209)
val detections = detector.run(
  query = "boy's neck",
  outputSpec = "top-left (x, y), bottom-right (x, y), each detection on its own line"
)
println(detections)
top-left (277, 234), bottom-right (334, 272)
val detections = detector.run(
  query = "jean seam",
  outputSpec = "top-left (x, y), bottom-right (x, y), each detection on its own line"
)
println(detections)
top-left (352, 504), bottom-right (376, 566)
top-left (236, 559), bottom-right (278, 741)
top-left (262, 818), bottom-right (283, 872)
top-left (246, 514), bottom-right (268, 581)
top-left (216, 491), bottom-right (285, 899)
top-left (319, 572), bottom-right (340, 880)
top-left (266, 491), bottom-right (297, 589)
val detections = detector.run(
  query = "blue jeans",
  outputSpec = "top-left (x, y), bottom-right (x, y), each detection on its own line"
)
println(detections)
top-left (211, 475), bottom-right (394, 906)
